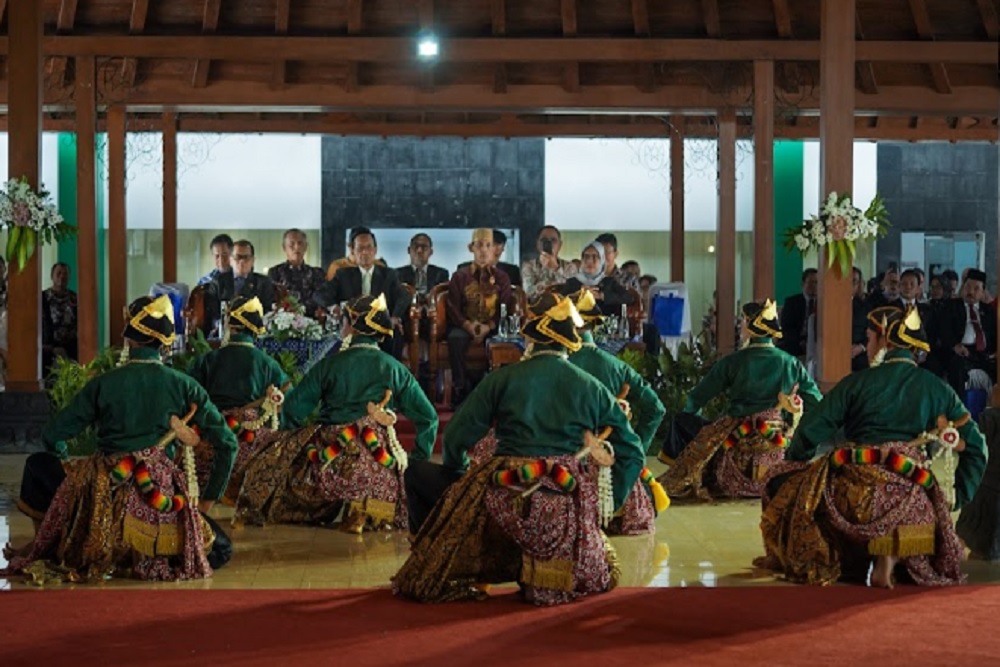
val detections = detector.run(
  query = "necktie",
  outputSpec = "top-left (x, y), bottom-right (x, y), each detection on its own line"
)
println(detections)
top-left (416, 267), bottom-right (427, 293)
top-left (970, 303), bottom-right (986, 352)
top-left (362, 269), bottom-right (372, 297)
top-left (807, 298), bottom-right (816, 316)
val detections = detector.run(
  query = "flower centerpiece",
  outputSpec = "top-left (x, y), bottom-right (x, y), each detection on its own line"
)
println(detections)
top-left (1, 177), bottom-right (76, 272)
top-left (784, 192), bottom-right (890, 278)
top-left (261, 295), bottom-right (334, 342)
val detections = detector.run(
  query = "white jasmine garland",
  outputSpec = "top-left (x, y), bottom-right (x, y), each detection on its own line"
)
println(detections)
top-left (1, 177), bottom-right (75, 272)
top-left (783, 192), bottom-right (890, 278)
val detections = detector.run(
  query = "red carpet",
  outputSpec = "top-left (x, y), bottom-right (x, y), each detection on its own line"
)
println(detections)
top-left (396, 407), bottom-right (452, 454)
top-left (0, 585), bottom-right (997, 666)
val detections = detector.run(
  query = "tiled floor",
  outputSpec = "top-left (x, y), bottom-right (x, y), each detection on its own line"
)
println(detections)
top-left (2, 454), bottom-right (999, 590)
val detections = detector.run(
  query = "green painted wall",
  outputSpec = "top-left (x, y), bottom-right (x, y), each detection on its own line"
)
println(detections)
top-left (56, 135), bottom-right (79, 291)
top-left (774, 141), bottom-right (804, 304)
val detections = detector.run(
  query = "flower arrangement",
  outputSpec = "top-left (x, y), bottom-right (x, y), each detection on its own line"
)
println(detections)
top-left (1, 177), bottom-right (76, 272)
top-left (784, 192), bottom-right (890, 277)
top-left (262, 295), bottom-right (335, 342)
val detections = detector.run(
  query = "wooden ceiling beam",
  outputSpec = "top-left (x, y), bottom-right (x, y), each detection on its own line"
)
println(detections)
top-left (493, 63), bottom-right (507, 94)
top-left (122, 0), bottom-right (151, 88)
top-left (418, 0), bottom-right (435, 90)
top-left (20, 36), bottom-right (995, 64)
top-left (561, 0), bottom-right (577, 94)
top-left (491, 0), bottom-right (506, 93)
top-left (907, 0), bottom-right (952, 94)
top-left (700, 0), bottom-right (721, 37)
top-left (56, 0), bottom-right (78, 32)
top-left (771, 0), bottom-right (792, 38)
top-left (344, 61), bottom-right (359, 93)
top-left (632, 0), bottom-right (650, 36)
top-left (854, 14), bottom-right (879, 95)
top-left (271, 0), bottom-right (291, 90)
top-left (976, 0), bottom-right (1000, 40)
top-left (347, 0), bottom-right (363, 34)
top-left (192, 0), bottom-right (223, 89)
top-left (0, 1), bottom-right (6, 28)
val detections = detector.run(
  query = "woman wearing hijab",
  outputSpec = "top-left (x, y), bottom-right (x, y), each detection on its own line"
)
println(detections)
top-left (559, 241), bottom-right (634, 315)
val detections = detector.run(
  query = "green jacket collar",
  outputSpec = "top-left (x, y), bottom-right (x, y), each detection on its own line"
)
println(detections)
top-left (129, 346), bottom-right (161, 361)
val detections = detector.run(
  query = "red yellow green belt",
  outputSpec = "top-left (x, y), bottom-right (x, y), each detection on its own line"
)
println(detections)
top-left (830, 447), bottom-right (935, 489)
top-left (723, 417), bottom-right (787, 449)
top-left (493, 459), bottom-right (577, 493)
top-left (224, 415), bottom-right (257, 444)
top-left (306, 423), bottom-right (394, 469)
top-left (111, 455), bottom-right (186, 513)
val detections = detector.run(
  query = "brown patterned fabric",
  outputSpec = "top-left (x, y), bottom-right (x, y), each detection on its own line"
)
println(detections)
top-left (758, 443), bottom-right (965, 586)
top-left (190, 406), bottom-right (277, 505)
top-left (393, 455), bottom-right (617, 606)
top-left (658, 409), bottom-right (787, 500)
top-left (234, 415), bottom-right (406, 530)
top-left (3, 448), bottom-right (212, 583)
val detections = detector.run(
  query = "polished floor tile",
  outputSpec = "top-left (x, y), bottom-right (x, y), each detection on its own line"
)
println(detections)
top-left (2, 454), bottom-right (999, 591)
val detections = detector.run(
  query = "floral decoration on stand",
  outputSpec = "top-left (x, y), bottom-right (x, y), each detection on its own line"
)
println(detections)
top-left (1, 177), bottom-right (76, 272)
top-left (261, 295), bottom-right (337, 342)
top-left (784, 192), bottom-right (890, 278)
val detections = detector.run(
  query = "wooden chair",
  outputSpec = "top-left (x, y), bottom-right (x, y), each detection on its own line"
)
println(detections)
top-left (625, 286), bottom-right (645, 338)
top-left (183, 283), bottom-right (214, 338)
top-left (399, 282), bottom-right (422, 377)
top-left (426, 283), bottom-right (489, 405)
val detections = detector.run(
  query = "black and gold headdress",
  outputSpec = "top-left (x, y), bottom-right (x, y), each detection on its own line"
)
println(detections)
top-left (123, 295), bottom-right (176, 346)
top-left (886, 306), bottom-right (930, 353)
top-left (521, 292), bottom-right (584, 352)
top-left (866, 305), bottom-right (903, 336)
top-left (228, 296), bottom-right (267, 336)
top-left (742, 299), bottom-right (783, 339)
top-left (568, 288), bottom-right (604, 325)
top-left (346, 293), bottom-right (394, 339)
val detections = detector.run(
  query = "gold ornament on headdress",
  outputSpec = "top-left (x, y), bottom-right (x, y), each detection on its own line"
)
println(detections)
top-left (471, 228), bottom-right (493, 243)
top-left (572, 289), bottom-right (602, 322)
top-left (893, 305), bottom-right (930, 352)
top-left (528, 295), bottom-right (584, 351)
top-left (347, 293), bottom-right (393, 336)
top-left (749, 298), bottom-right (783, 339)
top-left (228, 297), bottom-right (266, 336)
top-left (126, 295), bottom-right (176, 346)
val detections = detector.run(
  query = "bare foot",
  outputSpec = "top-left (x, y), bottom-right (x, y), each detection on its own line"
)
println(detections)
top-left (871, 556), bottom-right (897, 589)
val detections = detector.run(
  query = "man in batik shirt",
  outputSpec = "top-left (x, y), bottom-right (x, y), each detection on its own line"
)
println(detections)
top-left (267, 229), bottom-right (326, 305)
top-left (521, 225), bottom-right (577, 297)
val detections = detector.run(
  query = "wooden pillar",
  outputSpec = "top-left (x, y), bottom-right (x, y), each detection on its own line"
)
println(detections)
top-left (75, 56), bottom-right (99, 363)
top-left (716, 109), bottom-right (737, 356)
top-left (670, 115), bottom-right (686, 283)
top-left (162, 112), bottom-right (178, 283)
top-left (753, 59), bottom-right (775, 301)
top-left (6, 0), bottom-right (43, 392)
top-left (107, 106), bottom-right (128, 344)
top-left (817, 0), bottom-right (855, 390)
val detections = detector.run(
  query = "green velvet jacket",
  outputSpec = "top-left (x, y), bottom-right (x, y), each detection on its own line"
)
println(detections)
top-left (570, 331), bottom-right (666, 452)
top-left (442, 344), bottom-right (645, 509)
top-left (787, 349), bottom-right (988, 509)
top-left (188, 333), bottom-right (289, 410)
top-left (685, 337), bottom-right (823, 417)
top-left (42, 346), bottom-right (238, 501)
top-left (281, 335), bottom-right (439, 459)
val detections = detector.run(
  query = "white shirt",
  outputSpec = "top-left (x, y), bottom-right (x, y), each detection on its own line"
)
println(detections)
top-left (962, 301), bottom-right (981, 346)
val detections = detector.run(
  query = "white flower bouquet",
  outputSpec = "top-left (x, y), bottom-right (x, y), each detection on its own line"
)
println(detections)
top-left (784, 192), bottom-right (890, 277)
top-left (262, 295), bottom-right (335, 342)
top-left (1, 177), bottom-right (76, 272)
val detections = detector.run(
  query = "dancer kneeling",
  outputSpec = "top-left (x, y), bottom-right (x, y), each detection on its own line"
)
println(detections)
top-left (3, 296), bottom-right (237, 582)
top-left (188, 296), bottom-right (289, 505)
top-left (658, 300), bottom-right (821, 500)
top-left (758, 307), bottom-right (987, 587)
top-left (394, 293), bottom-right (644, 606)
top-left (235, 294), bottom-right (438, 532)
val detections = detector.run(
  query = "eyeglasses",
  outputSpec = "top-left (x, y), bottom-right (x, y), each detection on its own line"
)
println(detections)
top-left (234, 254), bottom-right (253, 261)
top-left (411, 243), bottom-right (431, 250)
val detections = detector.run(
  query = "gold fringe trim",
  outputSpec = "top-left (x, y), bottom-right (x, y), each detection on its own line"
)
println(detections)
top-left (123, 513), bottom-right (183, 557)
top-left (16, 498), bottom-right (47, 521)
top-left (603, 531), bottom-right (621, 591)
top-left (521, 554), bottom-right (575, 592)
top-left (868, 523), bottom-right (936, 558)
top-left (346, 498), bottom-right (396, 527)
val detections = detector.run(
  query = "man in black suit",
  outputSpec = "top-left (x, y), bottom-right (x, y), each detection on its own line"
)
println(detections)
top-left (395, 233), bottom-right (450, 298)
top-left (941, 268), bottom-right (997, 396)
top-left (215, 239), bottom-right (277, 313)
top-left (457, 229), bottom-right (522, 287)
top-left (313, 227), bottom-right (410, 356)
top-left (777, 268), bottom-right (817, 358)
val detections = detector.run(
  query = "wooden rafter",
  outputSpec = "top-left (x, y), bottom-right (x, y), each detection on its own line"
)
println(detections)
top-left (347, 0), bottom-right (363, 34)
top-left (855, 14), bottom-right (879, 95)
top-left (771, 0), bottom-right (792, 38)
top-left (192, 0), bottom-right (222, 89)
top-left (0, 1), bottom-right (6, 28)
top-left (271, 0), bottom-right (291, 90)
top-left (122, 0), bottom-right (150, 87)
top-left (56, 0), bottom-right (77, 32)
top-left (18, 36), bottom-right (994, 65)
top-left (491, 0), bottom-right (507, 93)
top-left (976, 0), bottom-right (1000, 39)
top-left (418, 0), bottom-right (435, 90)
top-left (561, 0), bottom-right (578, 93)
top-left (631, 0), bottom-right (650, 36)
top-left (907, 0), bottom-right (952, 94)
top-left (700, 0), bottom-right (721, 37)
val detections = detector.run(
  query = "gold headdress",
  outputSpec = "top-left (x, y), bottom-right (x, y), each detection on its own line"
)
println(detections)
top-left (228, 296), bottom-right (267, 336)
top-left (522, 292), bottom-right (584, 351)
top-left (743, 298), bottom-right (782, 339)
top-left (346, 293), bottom-right (394, 338)
top-left (886, 305), bottom-right (930, 353)
top-left (124, 295), bottom-right (176, 346)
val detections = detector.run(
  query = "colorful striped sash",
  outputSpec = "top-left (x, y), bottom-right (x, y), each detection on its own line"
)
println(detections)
top-left (723, 417), bottom-right (788, 449)
top-left (829, 447), bottom-right (935, 489)
top-left (111, 454), bottom-right (186, 513)
top-left (305, 423), bottom-right (395, 469)
top-left (492, 459), bottom-right (578, 494)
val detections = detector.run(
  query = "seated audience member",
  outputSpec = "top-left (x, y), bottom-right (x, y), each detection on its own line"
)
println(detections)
top-left (394, 292), bottom-right (643, 606)
top-left (325, 228), bottom-right (388, 281)
top-left (559, 242), bottom-right (634, 316)
top-left (942, 270), bottom-right (960, 299)
top-left (234, 294), bottom-right (438, 532)
top-left (595, 233), bottom-right (639, 290)
top-left (198, 234), bottom-right (234, 286)
top-left (2, 295), bottom-right (237, 582)
top-left (267, 229), bottom-right (325, 305)
top-left (218, 240), bottom-right (277, 313)
top-left (777, 268), bottom-right (817, 358)
top-left (395, 233), bottom-right (450, 298)
top-left (865, 268), bottom-right (901, 311)
top-left (942, 269), bottom-right (996, 396)
top-left (928, 274), bottom-right (949, 302)
top-left (759, 307), bottom-right (985, 588)
top-left (522, 225), bottom-right (576, 297)
top-left (457, 230), bottom-right (523, 288)
top-left (621, 260), bottom-right (641, 281)
top-left (42, 262), bottom-right (79, 372)
top-left (312, 227), bottom-right (409, 355)
top-left (446, 229), bottom-right (513, 406)
top-left (851, 267), bottom-right (869, 371)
